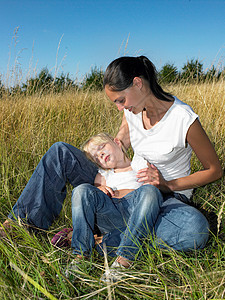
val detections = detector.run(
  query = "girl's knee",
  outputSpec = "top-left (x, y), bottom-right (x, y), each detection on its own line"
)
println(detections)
top-left (71, 183), bottom-right (97, 207)
top-left (72, 183), bottom-right (94, 197)
top-left (137, 185), bottom-right (162, 204)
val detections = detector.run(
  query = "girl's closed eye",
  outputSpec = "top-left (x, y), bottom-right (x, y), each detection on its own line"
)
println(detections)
top-left (99, 143), bottom-right (106, 149)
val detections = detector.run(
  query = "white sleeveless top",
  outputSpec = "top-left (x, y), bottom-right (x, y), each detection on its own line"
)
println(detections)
top-left (98, 155), bottom-right (147, 190)
top-left (124, 96), bottom-right (198, 199)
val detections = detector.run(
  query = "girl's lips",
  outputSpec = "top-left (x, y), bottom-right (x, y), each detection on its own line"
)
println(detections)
top-left (105, 155), bottom-right (110, 162)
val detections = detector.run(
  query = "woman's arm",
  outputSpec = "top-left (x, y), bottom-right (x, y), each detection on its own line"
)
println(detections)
top-left (116, 113), bottom-right (131, 151)
top-left (167, 119), bottom-right (222, 191)
top-left (137, 119), bottom-right (223, 192)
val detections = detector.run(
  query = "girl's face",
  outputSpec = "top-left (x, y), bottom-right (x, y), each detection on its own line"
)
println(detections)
top-left (105, 78), bottom-right (147, 114)
top-left (88, 139), bottom-right (124, 169)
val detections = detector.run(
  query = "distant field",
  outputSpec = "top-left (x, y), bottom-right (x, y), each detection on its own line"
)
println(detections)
top-left (0, 81), bottom-right (224, 299)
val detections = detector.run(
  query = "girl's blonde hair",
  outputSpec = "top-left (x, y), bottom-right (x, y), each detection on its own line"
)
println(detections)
top-left (82, 133), bottom-right (128, 169)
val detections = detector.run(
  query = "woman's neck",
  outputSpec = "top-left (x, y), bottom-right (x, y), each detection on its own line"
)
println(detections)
top-left (142, 94), bottom-right (174, 129)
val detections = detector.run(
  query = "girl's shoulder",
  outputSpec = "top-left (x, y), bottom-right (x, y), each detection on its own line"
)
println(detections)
top-left (98, 168), bottom-right (113, 178)
top-left (131, 154), bottom-right (148, 172)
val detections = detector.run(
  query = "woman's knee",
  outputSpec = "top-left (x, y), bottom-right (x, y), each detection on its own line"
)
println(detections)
top-left (43, 142), bottom-right (71, 164)
top-left (185, 208), bottom-right (209, 249)
top-left (48, 141), bottom-right (67, 153)
top-left (47, 142), bottom-right (81, 158)
top-left (155, 204), bottom-right (209, 250)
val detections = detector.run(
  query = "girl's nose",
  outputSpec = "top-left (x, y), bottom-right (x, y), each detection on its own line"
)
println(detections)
top-left (98, 151), bottom-right (104, 160)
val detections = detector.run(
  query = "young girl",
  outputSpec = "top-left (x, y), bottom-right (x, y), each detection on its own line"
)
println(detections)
top-left (66, 132), bottom-right (163, 282)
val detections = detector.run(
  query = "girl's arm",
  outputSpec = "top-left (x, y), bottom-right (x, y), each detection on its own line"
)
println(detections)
top-left (94, 172), bottom-right (134, 198)
top-left (137, 119), bottom-right (223, 192)
top-left (94, 173), bottom-right (115, 197)
top-left (116, 113), bottom-right (131, 151)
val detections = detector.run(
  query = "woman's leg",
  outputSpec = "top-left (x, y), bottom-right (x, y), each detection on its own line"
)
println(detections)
top-left (8, 142), bottom-right (98, 229)
top-left (116, 185), bottom-right (163, 261)
top-left (154, 194), bottom-right (209, 250)
top-left (71, 183), bottom-right (127, 256)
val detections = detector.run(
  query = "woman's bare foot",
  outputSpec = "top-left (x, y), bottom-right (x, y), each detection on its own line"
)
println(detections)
top-left (67, 230), bottom-right (73, 246)
top-left (0, 220), bottom-right (13, 238)
top-left (66, 231), bottom-right (103, 247)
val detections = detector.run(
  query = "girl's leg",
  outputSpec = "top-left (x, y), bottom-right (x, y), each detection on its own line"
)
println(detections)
top-left (8, 142), bottom-right (98, 229)
top-left (71, 183), bottom-right (126, 256)
top-left (154, 194), bottom-right (209, 250)
top-left (116, 185), bottom-right (163, 261)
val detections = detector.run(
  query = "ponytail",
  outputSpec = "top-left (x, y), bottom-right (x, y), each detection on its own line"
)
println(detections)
top-left (104, 56), bottom-right (174, 102)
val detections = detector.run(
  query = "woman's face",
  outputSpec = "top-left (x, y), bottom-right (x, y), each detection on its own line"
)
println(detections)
top-left (105, 78), bottom-right (147, 114)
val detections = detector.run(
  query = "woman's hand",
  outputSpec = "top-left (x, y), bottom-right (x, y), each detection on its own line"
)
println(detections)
top-left (97, 185), bottom-right (115, 197)
top-left (136, 162), bottom-right (171, 193)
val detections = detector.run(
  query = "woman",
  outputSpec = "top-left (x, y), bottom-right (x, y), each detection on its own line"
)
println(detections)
top-left (101, 56), bottom-right (222, 253)
top-left (1, 56), bottom-right (222, 256)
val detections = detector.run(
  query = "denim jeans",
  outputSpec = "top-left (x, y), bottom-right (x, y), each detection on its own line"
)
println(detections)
top-left (8, 142), bottom-right (209, 252)
top-left (154, 192), bottom-right (209, 251)
top-left (71, 183), bottom-right (163, 260)
top-left (8, 142), bottom-right (98, 229)
top-left (71, 184), bottom-right (209, 260)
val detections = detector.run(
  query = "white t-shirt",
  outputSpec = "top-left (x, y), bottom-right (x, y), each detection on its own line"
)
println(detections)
top-left (124, 96), bottom-right (198, 199)
top-left (98, 155), bottom-right (147, 190)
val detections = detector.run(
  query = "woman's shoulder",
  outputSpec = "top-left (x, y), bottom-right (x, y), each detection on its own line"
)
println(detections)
top-left (172, 96), bottom-right (197, 117)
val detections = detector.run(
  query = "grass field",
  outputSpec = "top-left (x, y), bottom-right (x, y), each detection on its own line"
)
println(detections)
top-left (0, 80), bottom-right (224, 299)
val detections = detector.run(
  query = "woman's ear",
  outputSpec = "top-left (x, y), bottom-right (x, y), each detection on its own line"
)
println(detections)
top-left (133, 77), bottom-right (143, 89)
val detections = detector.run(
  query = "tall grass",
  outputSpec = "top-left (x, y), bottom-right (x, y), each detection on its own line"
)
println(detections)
top-left (0, 79), bottom-right (224, 299)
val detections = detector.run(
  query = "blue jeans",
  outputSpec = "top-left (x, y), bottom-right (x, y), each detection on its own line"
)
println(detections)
top-left (8, 142), bottom-right (209, 251)
top-left (8, 142), bottom-right (98, 229)
top-left (71, 184), bottom-right (163, 260)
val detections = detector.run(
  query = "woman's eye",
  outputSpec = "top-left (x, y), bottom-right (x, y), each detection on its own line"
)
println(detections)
top-left (115, 98), bottom-right (125, 104)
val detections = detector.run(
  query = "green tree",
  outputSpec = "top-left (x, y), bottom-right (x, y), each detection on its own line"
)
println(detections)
top-left (159, 63), bottom-right (178, 83)
top-left (23, 68), bottom-right (53, 95)
top-left (53, 73), bottom-right (78, 92)
top-left (0, 77), bottom-right (3, 97)
top-left (82, 67), bottom-right (104, 91)
top-left (205, 65), bottom-right (217, 81)
top-left (181, 59), bottom-right (203, 81)
top-left (205, 65), bottom-right (225, 81)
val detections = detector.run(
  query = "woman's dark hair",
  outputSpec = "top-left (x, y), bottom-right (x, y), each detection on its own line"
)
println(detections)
top-left (103, 56), bottom-right (174, 102)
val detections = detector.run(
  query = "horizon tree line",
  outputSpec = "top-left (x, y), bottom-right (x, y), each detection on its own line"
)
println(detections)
top-left (0, 58), bottom-right (224, 97)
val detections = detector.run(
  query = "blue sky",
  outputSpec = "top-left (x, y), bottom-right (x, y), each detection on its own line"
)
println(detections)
top-left (0, 0), bottom-right (224, 85)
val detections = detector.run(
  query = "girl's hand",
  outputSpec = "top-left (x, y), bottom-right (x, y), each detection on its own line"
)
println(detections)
top-left (97, 186), bottom-right (115, 197)
top-left (136, 162), bottom-right (171, 193)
